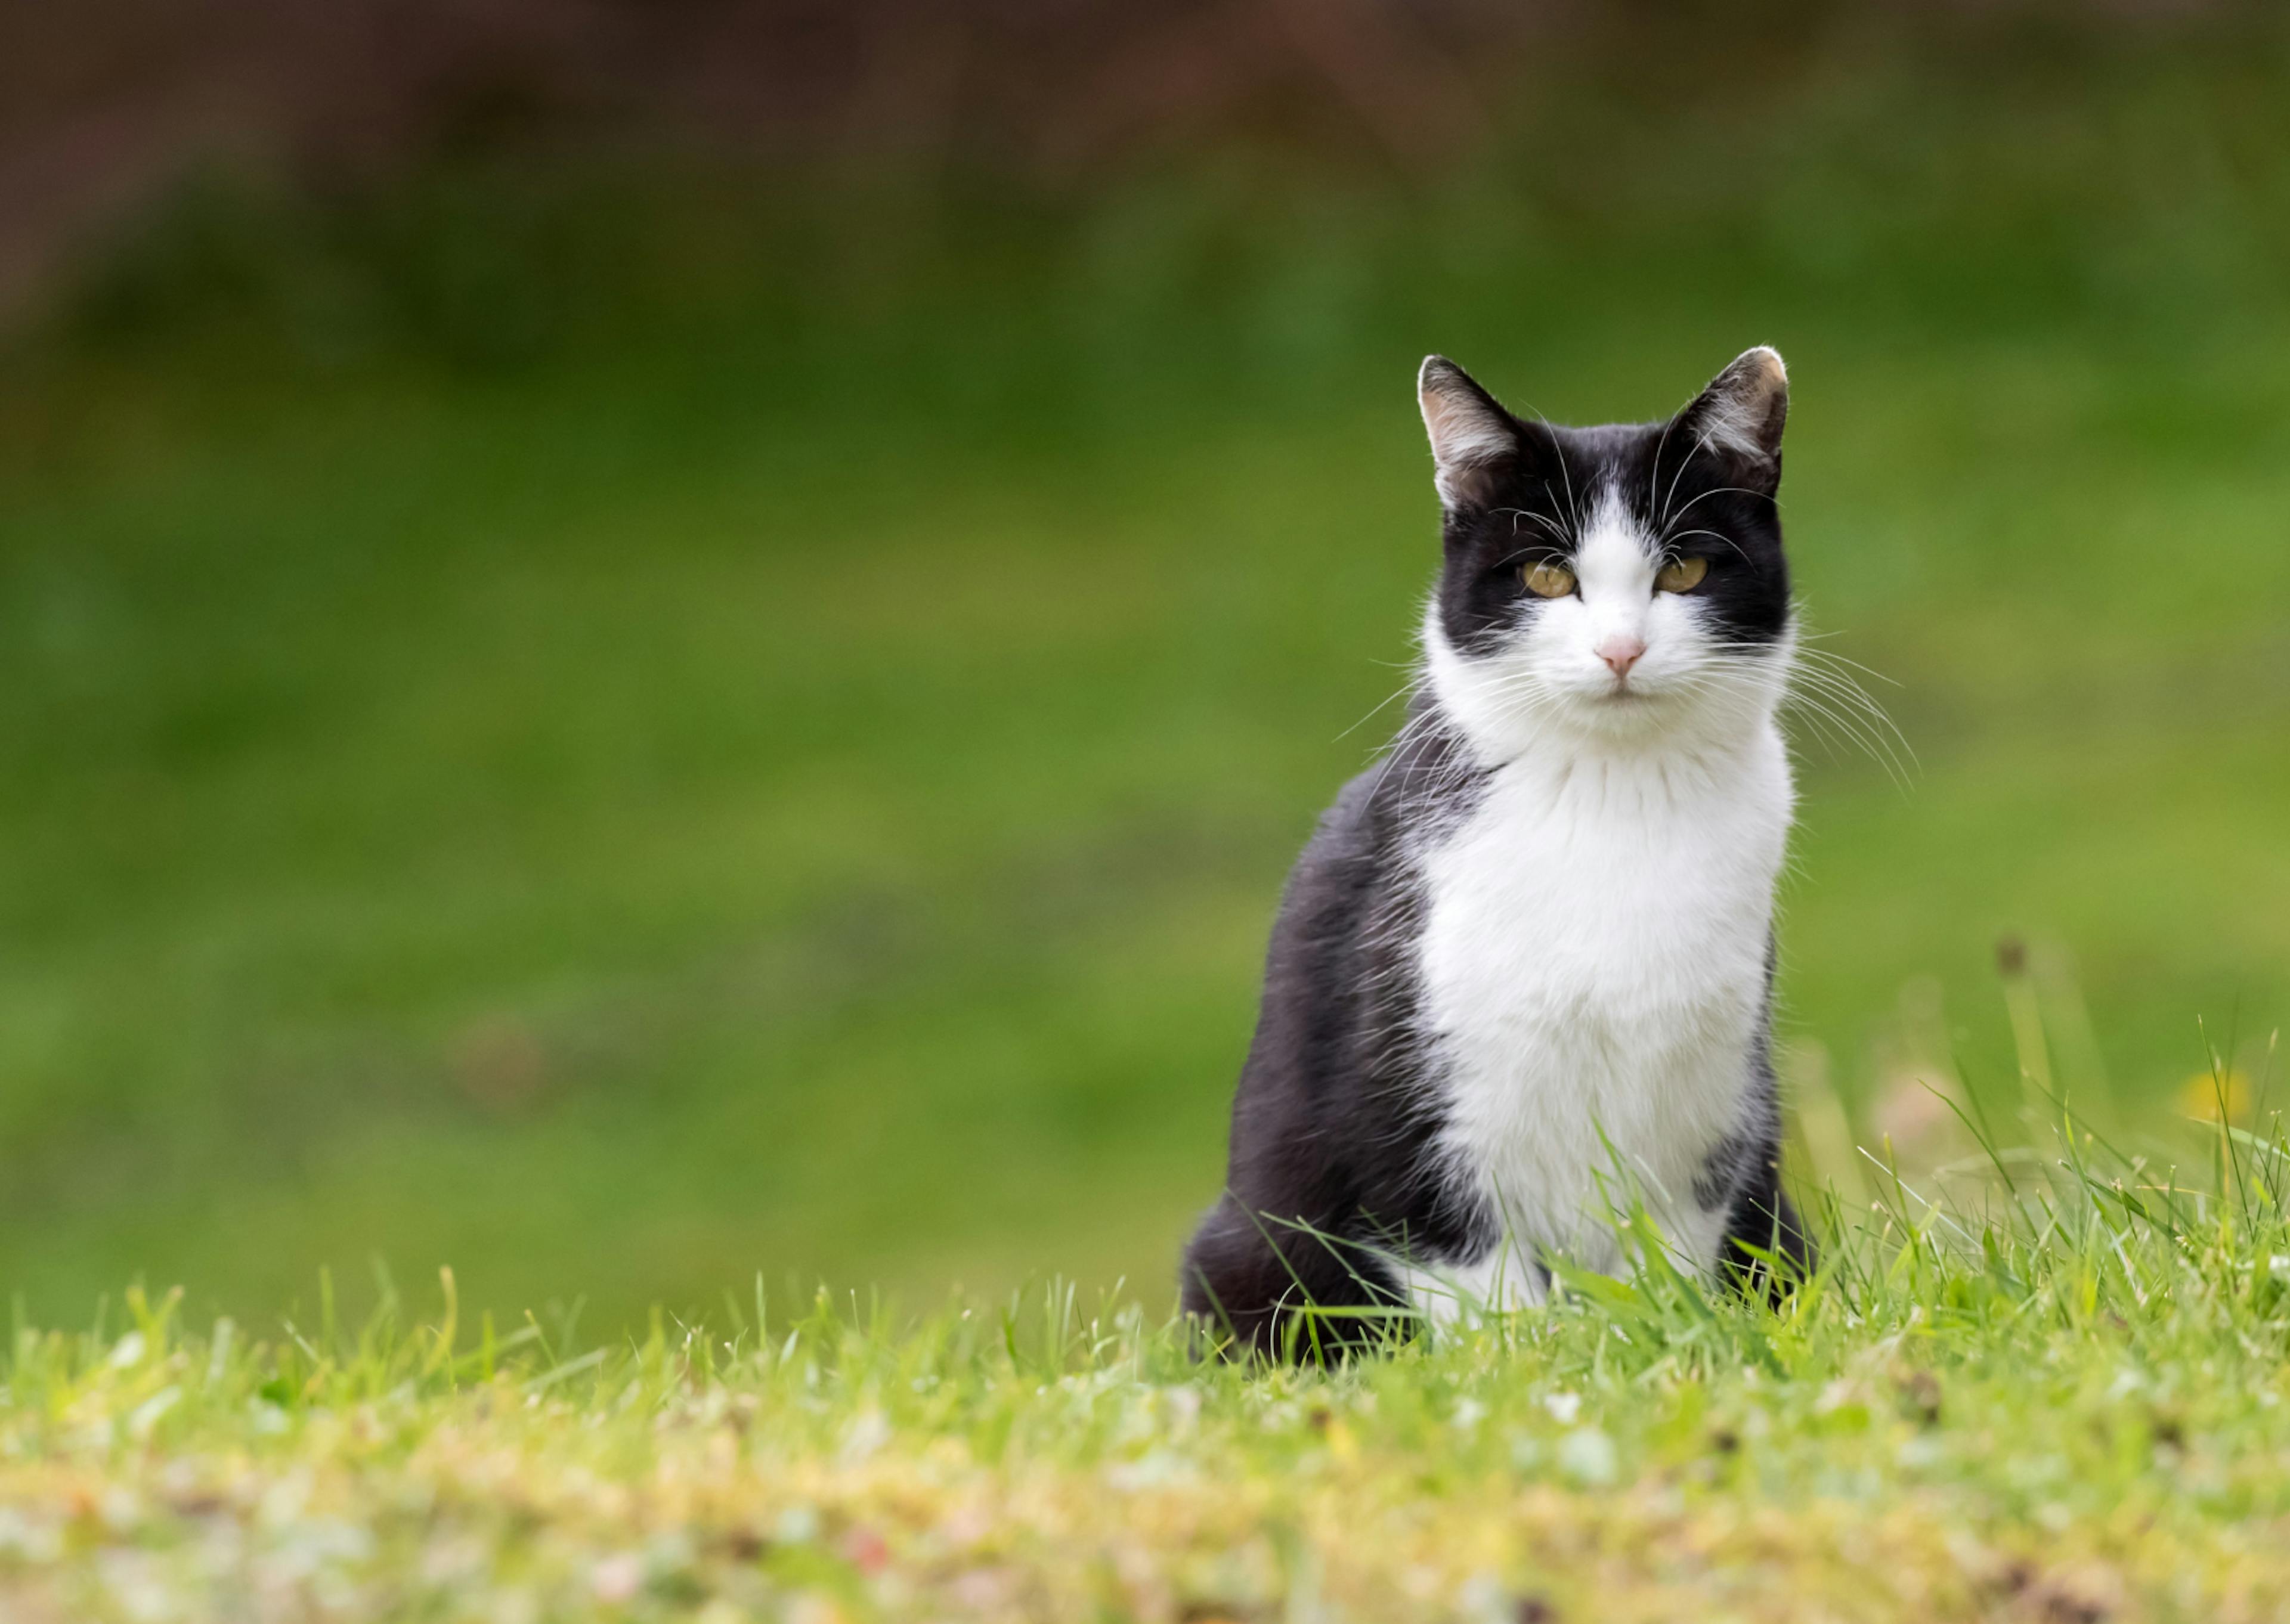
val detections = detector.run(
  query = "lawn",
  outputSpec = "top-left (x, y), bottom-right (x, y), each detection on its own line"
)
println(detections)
top-left (7, 1117), bottom-right (2290, 1623)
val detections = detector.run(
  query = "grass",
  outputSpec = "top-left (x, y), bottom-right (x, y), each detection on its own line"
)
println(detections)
top-left (10, 1095), bottom-right (2290, 1623)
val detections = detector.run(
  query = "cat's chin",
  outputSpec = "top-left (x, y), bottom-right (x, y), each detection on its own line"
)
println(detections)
top-left (1542, 667), bottom-right (1679, 710)
top-left (1532, 675), bottom-right (1773, 750)
top-left (1558, 687), bottom-right (1691, 739)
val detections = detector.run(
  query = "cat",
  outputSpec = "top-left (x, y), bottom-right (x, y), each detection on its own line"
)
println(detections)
top-left (1181, 347), bottom-right (1814, 1358)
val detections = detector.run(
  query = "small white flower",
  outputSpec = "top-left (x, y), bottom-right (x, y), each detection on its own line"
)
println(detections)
top-left (1558, 1427), bottom-right (1617, 1486)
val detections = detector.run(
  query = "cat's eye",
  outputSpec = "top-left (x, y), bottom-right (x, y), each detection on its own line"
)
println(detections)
top-left (1655, 556), bottom-right (1709, 594)
top-left (1522, 562), bottom-right (1576, 599)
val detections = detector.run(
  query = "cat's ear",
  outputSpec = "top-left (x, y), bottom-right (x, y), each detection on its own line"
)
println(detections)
top-left (1674, 346), bottom-right (1788, 493)
top-left (1418, 355), bottom-right (1521, 511)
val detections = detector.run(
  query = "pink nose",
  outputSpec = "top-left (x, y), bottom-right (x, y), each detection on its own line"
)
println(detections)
top-left (1596, 634), bottom-right (1647, 678)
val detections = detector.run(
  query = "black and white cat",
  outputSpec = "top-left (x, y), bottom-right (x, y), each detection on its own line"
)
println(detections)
top-left (1183, 348), bottom-right (1813, 1355)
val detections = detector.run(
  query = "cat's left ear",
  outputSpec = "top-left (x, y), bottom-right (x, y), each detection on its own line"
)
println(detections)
top-left (1673, 346), bottom-right (1788, 494)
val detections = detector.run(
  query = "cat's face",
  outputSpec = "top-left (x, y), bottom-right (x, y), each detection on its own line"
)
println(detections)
top-left (1418, 349), bottom-right (1795, 758)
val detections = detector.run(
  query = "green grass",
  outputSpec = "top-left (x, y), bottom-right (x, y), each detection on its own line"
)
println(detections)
top-left (2, 26), bottom-right (2288, 1333)
top-left (10, 1104), bottom-right (2290, 1623)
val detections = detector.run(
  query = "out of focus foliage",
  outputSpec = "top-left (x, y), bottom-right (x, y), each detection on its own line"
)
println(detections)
top-left (0, 8), bottom-right (2285, 1329)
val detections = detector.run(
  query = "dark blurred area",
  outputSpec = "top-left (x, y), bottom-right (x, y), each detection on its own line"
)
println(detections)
top-left (3, 0), bottom-right (1515, 312)
top-left (5, 1), bottom-right (2253, 315)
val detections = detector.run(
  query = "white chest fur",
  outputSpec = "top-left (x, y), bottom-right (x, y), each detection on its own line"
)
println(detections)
top-left (1409, 723), bottom-right (1793, 1309)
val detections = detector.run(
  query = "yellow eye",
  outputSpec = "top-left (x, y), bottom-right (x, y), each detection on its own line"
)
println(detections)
top-left (1522, 562), bottom-right (1576, 599)
top-left (1655, 556), bottom-right (1709, 593)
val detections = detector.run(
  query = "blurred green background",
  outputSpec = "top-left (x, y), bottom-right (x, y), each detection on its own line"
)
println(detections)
top-left (1, 4), bottom-right (2286, 1332)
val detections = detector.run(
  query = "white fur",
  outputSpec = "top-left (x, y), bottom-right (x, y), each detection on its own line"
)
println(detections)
top-left (1404, 484), bottom-right (1794, 1319)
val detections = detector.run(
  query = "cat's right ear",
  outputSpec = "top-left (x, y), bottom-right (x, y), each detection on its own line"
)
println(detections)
top-left (1418, 356), bottom-right (1520, 512)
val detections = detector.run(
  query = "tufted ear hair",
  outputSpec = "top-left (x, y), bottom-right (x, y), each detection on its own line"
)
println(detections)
top-left (1418, 355), bottom-right (1523, 512)
top-left (1673, 346), bottom-right (1788, 494)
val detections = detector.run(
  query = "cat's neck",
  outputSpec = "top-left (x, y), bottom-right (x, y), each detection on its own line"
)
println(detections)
top-left (1481, 712), bottom-right (1792, 811)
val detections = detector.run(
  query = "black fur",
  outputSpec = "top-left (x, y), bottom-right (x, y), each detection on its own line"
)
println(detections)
top-left (1182, 712), bottom-right (1491, 1358)
top-left (1181, 352), bottom-right (1813, 1359)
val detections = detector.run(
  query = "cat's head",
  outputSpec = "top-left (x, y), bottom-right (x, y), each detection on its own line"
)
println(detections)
top-left (1416, 348), bottom-right (1795, 758)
